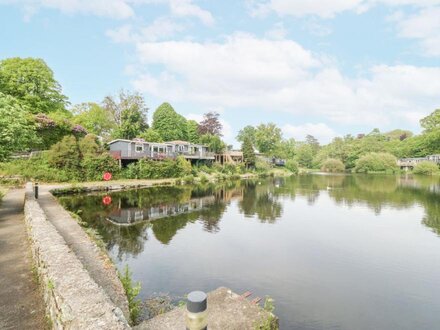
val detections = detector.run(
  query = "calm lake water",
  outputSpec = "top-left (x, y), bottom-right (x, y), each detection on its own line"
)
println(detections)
top-left (58, 174), bottom-right (440, 330)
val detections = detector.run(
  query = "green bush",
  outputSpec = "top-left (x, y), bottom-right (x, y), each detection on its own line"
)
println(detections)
top-left (285, 159), bottom-right (299, 174)
top-left (183, 175), bottom-right (195, 184)
top-left (118, 265), bottom-right (141, 325)
top-left (81, 154), bottom-right (120, 181)
top-left (354, 152), bottom-right (398, 173)
top-left (413, 161), bottom-right (440, 175)
top-left (199, 174), bottom-right (209, 184)
top-left (255, 158), bottom-right (271, 172)
top-left (321, 158), bottom-right (345, 173)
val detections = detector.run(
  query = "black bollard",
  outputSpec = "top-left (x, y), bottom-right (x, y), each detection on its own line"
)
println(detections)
top-left (34, 182), bottom-right (39, 199)
top-left (186, 291), bottom-right (208, 330)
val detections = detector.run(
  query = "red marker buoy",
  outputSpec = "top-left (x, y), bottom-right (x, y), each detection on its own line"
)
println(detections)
top-left (103, 172), bottom-right (112, 181)
top-left (102, 196), bottom-right (112, 205)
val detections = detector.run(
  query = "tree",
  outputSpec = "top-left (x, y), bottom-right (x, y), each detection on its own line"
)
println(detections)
top-left (295, 144), bottom-right (314, 168)
top-left (139, 128), bottom-right (163, 142)
top-left (254, 123), bottom-right (282, 154)
top-left (237, 125), bottom-right (256, 145)
top-left (420, 109), bottom-right (440, 132)
top-left (73, 103), bottom-right (116, 139)
top-left (354, 152), bottom-right (398, 173)
top-left (152, 102), bottom-right (188, 141)
top-left (0, 57), bottom-right (68, 113)
top-left (199, 134), bottom-right (225, 153)
top-left (241, 136), bottom-right (256, 168)
top-left (198, 112), bottom-right (222, 136)
top-left (305, 135), bottom-right (320, 154)
top-left (187, 120), bottom-right (200, 143)
top-left (33, 112), bottom-right (73, 149)
top-left (321, 158), bottom-right (345, 173)
top-left (48, 135), bottom-right (82, 174)
top-left (0, 93), bottom-right (38, 160)
top-left (103, 90), bottom-right (148, 139)
top-left (273, 138), bottom-right (296, 159)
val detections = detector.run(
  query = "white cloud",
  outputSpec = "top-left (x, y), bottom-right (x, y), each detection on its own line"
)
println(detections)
top-left (1, 0), bottom-right (135, 19)
top-left (131, 33), bottom-right (440, 129)
top-left (282, 123), bottom-right (338, 143)
top-left (2, 0), bottom-right (214, 24)
top-left (168, 0), bottom-right (214, 26)
top-left (107, 18), bottom-right (184, 43)
top-left (393, 7), bottom-right (440, 56)
top-left (249, 0), bottom-right (440, 18)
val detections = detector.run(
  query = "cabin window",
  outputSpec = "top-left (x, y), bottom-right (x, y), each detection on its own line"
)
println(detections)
top-left (135, 144), bottom-right (144, 153)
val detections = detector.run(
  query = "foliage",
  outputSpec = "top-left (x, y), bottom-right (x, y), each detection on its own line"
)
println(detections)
top-left (0, 57), bottom-right (68, 113)
top-left (139, 128), bottom-right (163, 142)
top-left (48, 135), bottom-right (82, 176)
top-left (354, 152), bottom-right (398, 173)
top-left (295, 144), bottom-right (314, 168)
top-left (72, 102), bottom-right (116, 139)
top-left (122, 157), bottom-right (191, 180)
top-left (321, 158), bottom-right (345, 173)
top-left (82, 154), bottom-right (120, 181)
top-left (255, 296), bottom-right (277, 330)
top-left (152, 102), bottom-right (187, 141)
top-left (413, 161), bottom-right (440, 175)
top-left (199, 134), bottom-right (226, 153)
top-left (0, 155), bottom-right (71, 182)
top-left (0, 93), bottom-right (38, 161)
top-left (237, 125), bottom-right (256, 144)
top-left (254, 123), bottom-right (282, 154)
top-left (273, 138), bottom-right (296, 159)
top-left (242, 136), bottom-right (256, 168)
top-left (34, 111), bottom-right (73, 149)
top-left (198, 111), bottom-right (222, 136)
top-left (285, 159), bottom-right (299, 174)
top-left (420, 109), bottom-right (440, 132)
top-left (255, 158), bottom-right (272, 172)
top-left (118, 265), bottom-right (141, 325)
top-left (186, 120), bottom-right (200, 143)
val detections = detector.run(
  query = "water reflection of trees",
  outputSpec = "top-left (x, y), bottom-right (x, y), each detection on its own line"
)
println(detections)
top-left (58, 174), bottom-right (440, 259)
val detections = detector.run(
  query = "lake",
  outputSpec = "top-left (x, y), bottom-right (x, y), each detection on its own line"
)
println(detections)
top-left (58, 174), bottom-right (440, 330)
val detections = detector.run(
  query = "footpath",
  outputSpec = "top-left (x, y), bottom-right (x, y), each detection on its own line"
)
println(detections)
top-left (0, 189), bottom-right (45, 330)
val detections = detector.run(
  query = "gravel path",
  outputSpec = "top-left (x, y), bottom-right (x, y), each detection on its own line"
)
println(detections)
top-left (0, 189), bottom-right (46, 330)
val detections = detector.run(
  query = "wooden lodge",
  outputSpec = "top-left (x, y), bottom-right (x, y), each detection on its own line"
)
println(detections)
top-left (108, 139), bottom-right (215, 166)
top-left (397, 154), bottom-right (440, 170)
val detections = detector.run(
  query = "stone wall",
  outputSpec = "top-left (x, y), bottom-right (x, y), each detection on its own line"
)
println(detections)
top-left (24, 189), bottom-right (130, 329)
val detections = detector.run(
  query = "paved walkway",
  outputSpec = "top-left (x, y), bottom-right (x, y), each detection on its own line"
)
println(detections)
top-left (0, 189), bottom-right (46, 330)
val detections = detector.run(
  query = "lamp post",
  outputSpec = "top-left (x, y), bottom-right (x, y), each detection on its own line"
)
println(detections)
top-left (186, 291), bottom-right (208, 330)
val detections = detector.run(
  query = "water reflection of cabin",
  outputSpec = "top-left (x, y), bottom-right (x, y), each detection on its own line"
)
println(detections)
top-left (108, 139), bottom-right (215, 166)
top-left (107, 195), bottom-right (216, 225)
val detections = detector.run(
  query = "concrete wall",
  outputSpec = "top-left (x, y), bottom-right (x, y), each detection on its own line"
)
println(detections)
top-left (24, 189), bottom-right (130, 329)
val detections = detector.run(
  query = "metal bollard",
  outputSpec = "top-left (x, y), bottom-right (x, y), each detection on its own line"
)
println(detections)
top-left (34, 182), bottom-right (39, 199)
top-left (186, 291), bottom-right (208, 330)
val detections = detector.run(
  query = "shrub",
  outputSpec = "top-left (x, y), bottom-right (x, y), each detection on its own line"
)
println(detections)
top-left (183, 175), bottom-right (195, 184)
top-left (255, 158), bottom-right (271, 172)
top-left (199, 174), bottom-right (209, 184)
top-left (81, 154), bottom-right (120, 181)
top-left (285, 159), bottom-right (299, 175)
top-left (118, 265), bottom-right (141, 325)
top-left (321, 158), bottom-right (345, 173)
top-left (354, 152), bottom-right (398, 173)
top-left (413, 161), bottom-right (440, 175)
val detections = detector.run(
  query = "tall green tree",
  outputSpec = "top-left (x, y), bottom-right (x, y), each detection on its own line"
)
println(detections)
top-left (237, 125), bottom-right (256, 145)
top-left (0, 57), bottom-right (68, 113)
top-left (0, 93), bottom-right (38, 160)
top-left (104, 91), bottom-right (149, 140)
top-left (152, 102), bottom-right (188, 141)
top-left (420, 109), bottom-right (440, 132)
top-left (187, 120), bottom-right (200, 143)
top-left (199, 134), bottom-right (225, 153)
top-left (73, 103), bottom-right (116, 139)
top-left (241, 136), bottom-right (256, 168)
top-left (254, 123), bottom-right (282, 154)
top-left (139, 128), bottom-right (163, 142)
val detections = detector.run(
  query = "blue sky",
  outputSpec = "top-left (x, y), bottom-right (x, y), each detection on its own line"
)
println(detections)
top-left (1, 0), bottom-right (440, 146)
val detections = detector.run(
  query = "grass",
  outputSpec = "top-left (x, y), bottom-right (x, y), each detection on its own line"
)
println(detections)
top-left (254, 296), bottom-right (278, 330)
top-left (118, 265), bottom-right (142, 325)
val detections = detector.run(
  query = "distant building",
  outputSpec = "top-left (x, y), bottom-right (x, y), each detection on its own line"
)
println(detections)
top-left (108, 138), bottom-right (215, 166)
top-left (397, 154), bottom-right (440, 170)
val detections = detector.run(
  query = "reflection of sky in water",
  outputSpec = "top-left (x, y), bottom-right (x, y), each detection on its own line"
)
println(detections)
top-left (59, 175), bottom-right (440, 330)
